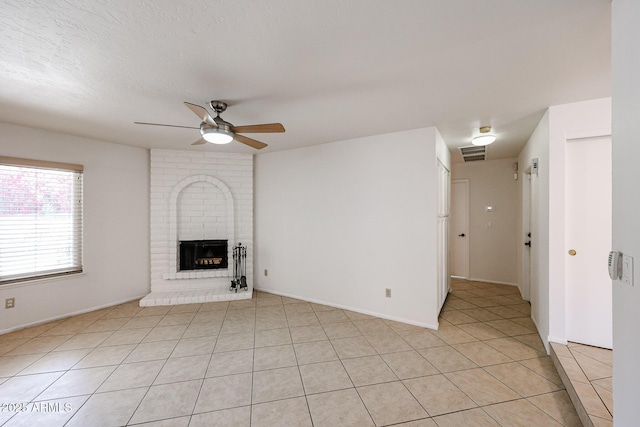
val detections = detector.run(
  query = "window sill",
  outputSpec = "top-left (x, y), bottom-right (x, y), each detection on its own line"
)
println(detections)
top-left (0, 272), bottom-right (86, 290)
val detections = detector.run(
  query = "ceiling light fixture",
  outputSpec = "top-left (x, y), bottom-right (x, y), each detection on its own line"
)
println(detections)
top-left (472, 126), bottom-right (496, 146)
top-left (200, 124), bottom-right (235, 144)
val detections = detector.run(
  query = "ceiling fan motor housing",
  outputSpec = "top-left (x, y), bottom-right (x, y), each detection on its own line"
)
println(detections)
top-left (209, 100), bottom-right (228, 115)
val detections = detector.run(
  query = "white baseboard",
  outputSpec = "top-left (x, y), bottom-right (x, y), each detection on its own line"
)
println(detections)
top-left (548, 336), bottom-right (568, 346)
top-left (254, 287), bottom-right (439, 330)
top-left (0, 294), bottom-right (148, 336)
top-left (467, 277), bottom-right (518, 287)
top-left (546, 336), bottom-right (568, 355)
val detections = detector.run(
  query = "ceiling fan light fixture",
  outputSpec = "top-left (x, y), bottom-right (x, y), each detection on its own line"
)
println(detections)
top-left (201, 127), bottom-right (235, 144)
top-left (136, 100), bottom-right (279, 149)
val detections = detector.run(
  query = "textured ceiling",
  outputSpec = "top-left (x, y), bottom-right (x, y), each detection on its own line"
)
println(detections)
top-left (0, 0), bottom-right (611, 161)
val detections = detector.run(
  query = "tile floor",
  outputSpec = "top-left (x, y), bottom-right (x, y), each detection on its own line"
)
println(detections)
top-left (551, 341), bottom-right (612, 427)
top-left (0, 280), bottom-right (582, 426)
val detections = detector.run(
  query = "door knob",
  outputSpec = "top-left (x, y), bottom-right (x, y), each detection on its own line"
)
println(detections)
top-left (458, 233), bottom-right (465, 237)
top-left (524, 241), bottom-right (531, 247)
top-left (568, 249), bottom-right (576, 256)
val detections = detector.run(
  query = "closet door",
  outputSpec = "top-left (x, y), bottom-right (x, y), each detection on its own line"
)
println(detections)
top-left (437, 160), bottom-right (450, 311)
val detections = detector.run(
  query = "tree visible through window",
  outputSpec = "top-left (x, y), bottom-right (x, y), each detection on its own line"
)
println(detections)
top-left (0, 157), bottom-right (83, 284)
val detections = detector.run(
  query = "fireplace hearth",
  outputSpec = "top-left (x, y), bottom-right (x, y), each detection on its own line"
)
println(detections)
top-left (179, 240), bottom-right (228, 271)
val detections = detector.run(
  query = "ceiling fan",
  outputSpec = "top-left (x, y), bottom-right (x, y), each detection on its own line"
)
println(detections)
top-left (135, 100), bottom-right (285, 149)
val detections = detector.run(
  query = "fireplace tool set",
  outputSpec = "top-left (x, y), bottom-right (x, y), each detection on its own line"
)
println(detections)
top-left (230, 243), bottom-right (248, 292)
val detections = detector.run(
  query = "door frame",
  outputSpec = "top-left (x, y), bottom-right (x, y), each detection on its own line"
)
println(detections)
top-left (451, 179), bottom-right (469, 279)
top-left (437, 160), bottom-right (451, 310)
top-left (521, 169), bottom-right (532, 301)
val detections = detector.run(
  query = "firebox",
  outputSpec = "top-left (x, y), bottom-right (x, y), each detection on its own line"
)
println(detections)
top-left (179, 240), bottom-right (228, 271)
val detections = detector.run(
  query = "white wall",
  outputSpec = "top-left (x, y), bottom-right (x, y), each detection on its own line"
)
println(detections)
top-left (612, 0), bottom-right (640, 423)
top-left (451, 158), bottom-right (519, 285)
top-left (517, 98), bottom-right (611, 353)
top-left (435, 129), bottom-right (451, 170)
top-left (0, 123), bottom-right (149, 333)
top-left (518, 111), bottom-right (549, 350)
top-left (255, 127), bottom-right (445, 328)
top-left (547, 98), bottom-right (611, 347)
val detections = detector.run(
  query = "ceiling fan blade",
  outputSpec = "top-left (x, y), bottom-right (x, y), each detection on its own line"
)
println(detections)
top-left (184, 102), bottom-right (217, 126)
top-left (134, 122), bottom-right (199, 129)
top-left (235, 134), bottom-right (268, 149)
top-left (191, 139), bottom-right (207, 146)
top-left (231, 123), bottom-right (285, 133)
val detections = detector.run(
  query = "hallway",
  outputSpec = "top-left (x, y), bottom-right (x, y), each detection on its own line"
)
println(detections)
top-left (433, 279), bottom-right (581, 425)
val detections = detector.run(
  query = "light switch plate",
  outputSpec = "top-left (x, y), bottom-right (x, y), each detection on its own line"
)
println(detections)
top-left (622, 255), bottom-right (634, 286)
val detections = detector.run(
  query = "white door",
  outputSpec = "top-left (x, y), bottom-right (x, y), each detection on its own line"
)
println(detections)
top-left (521, 172), bottom-right (532, 301)
top-left (451, 179), bottom-right (469, 278)
top-left (565, 136), bottom-right (612, 349)
top-left (437, 161), bottom-right (451, 310)
top-left (529, 167), bottom-right (540, 325)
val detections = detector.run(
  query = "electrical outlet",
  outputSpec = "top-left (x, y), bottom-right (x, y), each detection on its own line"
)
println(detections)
top-left (385, 288), bottom-right (391, 298)
top-left (264, 269), bottom-right (268, 276)
top-left (5, 298), bottom-right (15, 309)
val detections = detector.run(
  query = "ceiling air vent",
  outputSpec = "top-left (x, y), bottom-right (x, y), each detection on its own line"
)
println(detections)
top-left (459, 145), bottom-right (486, 162)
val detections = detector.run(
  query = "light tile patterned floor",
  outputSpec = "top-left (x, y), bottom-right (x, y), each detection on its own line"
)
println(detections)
top-left (551, 340), bottom-right (613, 427)
top-left (0, 280), bottom-right (582, 426)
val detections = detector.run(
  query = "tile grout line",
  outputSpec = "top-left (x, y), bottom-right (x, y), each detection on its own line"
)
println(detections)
top-left (565, 344), bottom-right (614, 419)
top-left (281, 300), bottom-right (318, 426)
top-left (114, 306), bottom-right (184, 426)
top-left (248, 295), bottom-right (257, 426)
top-left (19, 310), bottom-right (120, 425)
top-left (0, 282), bottom-right (583, 426)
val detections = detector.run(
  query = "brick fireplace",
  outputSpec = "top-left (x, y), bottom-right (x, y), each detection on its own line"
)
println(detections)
top-left (140, 149), bottom-right (253, 306)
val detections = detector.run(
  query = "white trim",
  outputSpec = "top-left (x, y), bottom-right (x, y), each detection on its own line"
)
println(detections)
top-left (451, 179), bottom-right (470, 279)
top-left (254, 286), bottom-right (439, 330)
top-left (0, 272), bottom-right (85, 290)
top-left (0, 294), bottom-right (147, 336)
top-left (564, 128), bottom-right (611, 141)
top-left (467, 277), bottom-right (518, 287)
top-left (0, 156), bottom-right (83, 172)
top-left (520, 170), bottom-right (532, 302)
top-left (548, 336), bottom-right (568, 346)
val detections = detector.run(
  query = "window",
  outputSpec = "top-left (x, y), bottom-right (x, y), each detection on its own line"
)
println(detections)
top-left (0, 157), bottom-right (83, 284)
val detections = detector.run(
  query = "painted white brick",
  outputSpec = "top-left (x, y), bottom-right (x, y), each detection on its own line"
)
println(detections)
top-left (149, 149), bottom-right (253, 304)
top-left (223, 171), bottom-right (245, 177)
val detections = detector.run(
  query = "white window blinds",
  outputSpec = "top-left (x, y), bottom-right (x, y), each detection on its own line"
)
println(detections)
top-left (0, 157), bottom-right (83, 284)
